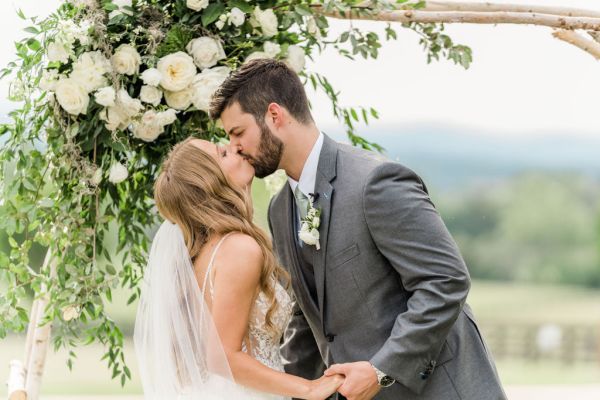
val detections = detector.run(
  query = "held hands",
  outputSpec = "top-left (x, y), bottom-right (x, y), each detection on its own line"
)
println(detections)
top-left (324, 361), bottom-right (381, 400)
top-left (307, 373), bottom-right (345, 400)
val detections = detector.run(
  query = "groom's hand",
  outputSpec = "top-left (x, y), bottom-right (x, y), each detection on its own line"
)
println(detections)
top-left (324, 361), bottom-right (380, 400)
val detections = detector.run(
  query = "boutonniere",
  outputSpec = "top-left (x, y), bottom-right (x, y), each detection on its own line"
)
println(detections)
top-left (298, 194), bottom-right (321, 250)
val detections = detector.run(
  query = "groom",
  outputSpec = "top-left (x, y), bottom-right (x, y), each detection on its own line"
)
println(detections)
top-left (210, 59), bottom-right (506, 400)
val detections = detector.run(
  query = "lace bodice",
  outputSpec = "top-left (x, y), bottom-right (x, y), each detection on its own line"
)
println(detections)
top-left (244, 278), bottom-right (293, 369)
top-left (202, 234), bottom-right (293, 400)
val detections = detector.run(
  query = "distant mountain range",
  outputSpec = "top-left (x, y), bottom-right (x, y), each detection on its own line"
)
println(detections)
top-left (326, 123), bottom-right (600, 190)
top-left (1, 119), bottom-right (598, 191)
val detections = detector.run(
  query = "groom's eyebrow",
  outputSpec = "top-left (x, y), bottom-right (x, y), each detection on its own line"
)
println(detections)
top-left (227, 126), bottom-right (241, 135)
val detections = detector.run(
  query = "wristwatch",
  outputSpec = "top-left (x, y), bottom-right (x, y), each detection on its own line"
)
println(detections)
top-left (370, 363), bottom-right (396, 387)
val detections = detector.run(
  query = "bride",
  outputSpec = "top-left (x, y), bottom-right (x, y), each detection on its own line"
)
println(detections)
top-left (133, 136), bottom-right (344, 399)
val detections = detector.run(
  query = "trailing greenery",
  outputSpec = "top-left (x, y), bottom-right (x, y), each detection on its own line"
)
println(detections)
top-left (0, 0), bottom-right (470, 387)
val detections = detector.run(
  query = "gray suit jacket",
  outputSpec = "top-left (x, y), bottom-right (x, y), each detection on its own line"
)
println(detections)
top-left (268, 135), bottom-right (506, 399)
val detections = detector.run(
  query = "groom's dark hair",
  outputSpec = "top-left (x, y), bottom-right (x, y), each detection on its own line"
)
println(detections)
top-left (209, 59), bottom-right (313, 125)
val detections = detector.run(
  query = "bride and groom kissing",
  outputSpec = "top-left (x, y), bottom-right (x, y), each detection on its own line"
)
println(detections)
top-left (133, 59), bottom-right (507, 400)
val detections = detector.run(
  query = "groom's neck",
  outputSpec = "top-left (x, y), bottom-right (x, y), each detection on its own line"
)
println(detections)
top-left (280, 124), bottom-right (320, 181)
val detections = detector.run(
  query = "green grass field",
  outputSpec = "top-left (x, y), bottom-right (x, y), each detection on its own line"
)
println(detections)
top-left (1, 279), bottom-right (600, 396)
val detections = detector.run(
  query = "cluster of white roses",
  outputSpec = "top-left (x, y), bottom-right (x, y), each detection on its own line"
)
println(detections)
top-left (46, 19), bottom-right (91, 64)
top-left (40, 2), bottom-right (310, 185)
top-left (44, 33), bottom-right (231, 143)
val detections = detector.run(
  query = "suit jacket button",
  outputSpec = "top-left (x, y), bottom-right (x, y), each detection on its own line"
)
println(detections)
top-left (326, 334), bottom-right (335, 342)
top-left (419, 371), bottom-right (429, 380)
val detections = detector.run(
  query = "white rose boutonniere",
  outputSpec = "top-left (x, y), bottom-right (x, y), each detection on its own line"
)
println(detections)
top-left (298, 196), bottom-right (321, 250)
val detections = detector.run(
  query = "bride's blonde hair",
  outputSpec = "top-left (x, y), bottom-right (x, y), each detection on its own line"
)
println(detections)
top-left (154, 136), bottom-right (290, 337)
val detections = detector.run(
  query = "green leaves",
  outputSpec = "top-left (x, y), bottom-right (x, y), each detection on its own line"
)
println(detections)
top-left (411, 22), bottom-right (473, 69)
top-left (229, 0), bottom-right (253, 13)
top-left (201, 2), bottom-right (226, 26)
top-left (155, 24), bottom-right (195, 58)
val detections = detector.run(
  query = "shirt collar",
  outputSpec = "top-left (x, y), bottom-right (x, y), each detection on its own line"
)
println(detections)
top-left (287, 132), bottom-right (324, 197)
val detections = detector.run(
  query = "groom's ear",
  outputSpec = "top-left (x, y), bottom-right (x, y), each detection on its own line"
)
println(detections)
top-left (265, 102), bottom-right (286, 127)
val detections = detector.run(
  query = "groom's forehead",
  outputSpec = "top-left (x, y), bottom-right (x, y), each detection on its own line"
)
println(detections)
top-left (222, 103), bottom-right (256, 132)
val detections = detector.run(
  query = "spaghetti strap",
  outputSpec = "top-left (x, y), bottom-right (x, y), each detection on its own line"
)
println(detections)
top-left (201, 232), bottom-right (234, 298)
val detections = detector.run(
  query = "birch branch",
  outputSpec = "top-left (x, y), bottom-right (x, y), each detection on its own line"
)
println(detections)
top-left (414, 1), bottom-right (600, 19)
top-left (319, 8), bottom-right (600, 31)
top-left (553, 29), bottom-right (600, 60)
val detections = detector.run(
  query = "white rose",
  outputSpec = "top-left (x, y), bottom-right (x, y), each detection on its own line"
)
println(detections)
top-left (108, 0), bottom-right (133, 18)
top-left (100, 106), bottom-right (127, 131)
top-left (253, 7), bottom-right (278, 37)
top-left (312, 216), bottom-right (320, 227)
top-left (47, 41), bottom-right (71, 63)
top-left (157, 51), bottom-right (197, 92)
top-left (100, 89), bottom-right (143, 131)
top-left (263, 41), bottom-right (281, 58)
top-left (131, 110), bottom-right (165, 142)
top-left (285, 45), bottom-right (305, 73)
top-left (55, 78), bottom-right (89, 115)
top-left (229, 8), bottom-right (245, 27)
top-left (190, 66), bottom-right (230, 112)
top-left (244, 51), bottom-right (269, 63)
top-left (186, 37), bottom-right (226, 70)
top-left (298, 223), bottom-right (320, 246)
top-left (94, 86), bottom-right (116, 107)
top-left (164, 87), bottom-right (194, 110)
top-left (186, 0), bottom-right (209, 11)
top-left (39, 69), bottom-right (60, 91)
top-left (108, 162), bottom-right (128, 184)
top-left (61, 305), bottom-right (80, 321)
top-left (70, 51), bottom-right (112, 93)
top-left (116, 88), bottom-right (144, 117)
top-left (140, 85), bottom-right (163, 106)
top-left (157, 108), bottom-right (178, 126)
top-left (111, 44), bottom-right (141, 76)
top-left (140, 68), bottom-right (162, 86)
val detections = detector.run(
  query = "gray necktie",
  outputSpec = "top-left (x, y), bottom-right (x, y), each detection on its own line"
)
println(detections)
top-left (293, 186), bottom-right (310, 220)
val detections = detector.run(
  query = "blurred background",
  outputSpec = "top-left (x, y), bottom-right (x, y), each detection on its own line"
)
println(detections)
top-left (1, 0), bottom-right (600, 398)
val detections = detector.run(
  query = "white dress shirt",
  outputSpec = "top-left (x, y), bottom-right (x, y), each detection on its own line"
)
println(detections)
top-left (287, 132), bottom-right (324, 199)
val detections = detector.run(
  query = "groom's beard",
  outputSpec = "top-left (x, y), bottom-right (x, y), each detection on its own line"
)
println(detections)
top-left (249, 123), bottom-right (283, 179)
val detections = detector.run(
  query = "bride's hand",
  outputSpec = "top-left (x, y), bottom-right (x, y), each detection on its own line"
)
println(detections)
top-left (306, 373), bottom-right (345, 400)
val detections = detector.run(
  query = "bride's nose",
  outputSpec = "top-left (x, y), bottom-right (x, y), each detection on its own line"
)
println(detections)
top-left (229, 144), bottom-right (243, 156)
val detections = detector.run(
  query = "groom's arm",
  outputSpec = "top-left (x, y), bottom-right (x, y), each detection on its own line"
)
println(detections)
top-left (363, 162), bottom-right (471, 395)
top-left (266, 198), bottom-right (327, 386)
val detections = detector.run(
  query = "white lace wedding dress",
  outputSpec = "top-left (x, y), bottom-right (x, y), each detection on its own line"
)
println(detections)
top-left (201, 233), bottom-right (294, 400)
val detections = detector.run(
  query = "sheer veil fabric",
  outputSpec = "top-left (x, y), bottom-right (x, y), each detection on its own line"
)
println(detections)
top-left (134, 221), bottom-right (264, 399)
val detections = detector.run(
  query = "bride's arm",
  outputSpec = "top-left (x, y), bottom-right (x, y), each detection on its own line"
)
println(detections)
top-left (210, 233), bottom-right (342, 400)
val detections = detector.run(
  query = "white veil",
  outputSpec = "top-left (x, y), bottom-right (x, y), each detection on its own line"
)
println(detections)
top-left (133, 221), bottom-right (253, 399)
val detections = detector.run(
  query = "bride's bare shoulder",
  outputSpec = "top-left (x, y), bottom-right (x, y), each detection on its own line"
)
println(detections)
top-left (216, 232), bottom-right (263, 280)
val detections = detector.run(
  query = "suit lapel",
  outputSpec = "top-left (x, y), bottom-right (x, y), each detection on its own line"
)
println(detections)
top-left (313, 135), bottom-right (338, 327)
